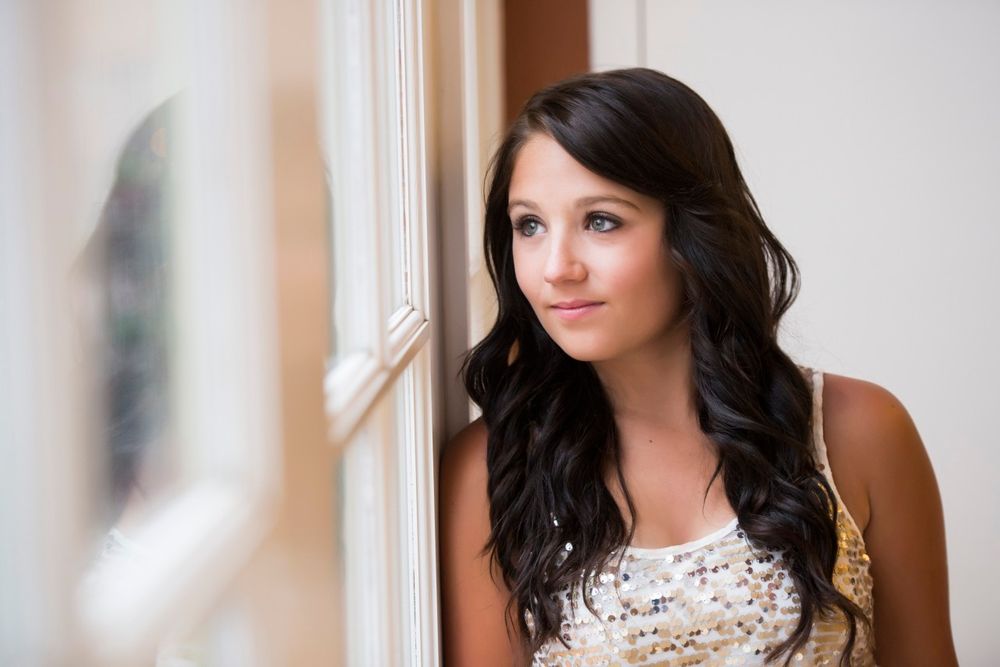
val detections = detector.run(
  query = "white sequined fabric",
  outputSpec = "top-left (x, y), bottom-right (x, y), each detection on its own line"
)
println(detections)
top-left (527, 368), bottom-right (875, 665)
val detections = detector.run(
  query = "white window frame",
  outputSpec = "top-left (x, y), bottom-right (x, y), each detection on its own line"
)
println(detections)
top-left (322, 0), bottom-right (432, 446)
top-left (320, 0), bottom-right (504, 661)
top-left (320, 0), bottom-right (440, 664)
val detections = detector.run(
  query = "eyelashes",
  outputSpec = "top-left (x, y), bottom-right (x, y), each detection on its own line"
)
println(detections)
top-left (511, 216), bottom-right (542, 237)
top-left (588, 214), bottom-right (619, 233)
top-left (511, 212), bottom-right (622, 238)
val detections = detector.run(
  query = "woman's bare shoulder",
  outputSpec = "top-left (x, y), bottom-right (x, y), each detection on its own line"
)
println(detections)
top-left (439, 416), bottom-right (490, 556)
top-left (820, 371), bottom-right (928, 532)
top-left (439, 417), bottom-right (523, 666)
top-left (821, 372), bottom-right (921, 469)
top-left (820, 372), bottom-right (957, 663)
top-left (441, 417), bottom-right (489, 495)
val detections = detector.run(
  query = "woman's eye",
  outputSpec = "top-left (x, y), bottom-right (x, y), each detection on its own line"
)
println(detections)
top-left (512, 214), bottom-right (618, 236)
top-left (513, 218), bottom-right (542, 237)
top-left (588, 214), bottom-right (620, 233)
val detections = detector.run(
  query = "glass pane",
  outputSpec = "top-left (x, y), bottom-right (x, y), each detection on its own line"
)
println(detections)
top-left (392, 367), bottom-right (414, 661)
top-left (64, 2), bottom-right (189, 566)
top-left (386, 0), bottom-right (408, 313)
top-left (323, 0), bottom-right (408, 365)
top-left (324, 174), bottom-right (340, 360)
top-left (389, 169), bottom-right (408, 313)
top-left (320, 0), bottom-right (374, 365)
top-left (324, 99), bottom-right (375, 364)
top-left (334, 427), bottom-right (380, 662)
top-left (332, 443), bottom-right (351, 663)
top-left (333, 374), bottom-right (413, 660)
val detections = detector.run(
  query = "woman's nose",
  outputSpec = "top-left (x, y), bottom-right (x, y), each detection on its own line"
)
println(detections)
top-left (543, 232), bottom-right (586, 284)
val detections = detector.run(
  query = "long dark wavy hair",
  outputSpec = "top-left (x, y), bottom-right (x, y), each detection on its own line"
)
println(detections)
top-left (460, 68), bottom-right (869, 664)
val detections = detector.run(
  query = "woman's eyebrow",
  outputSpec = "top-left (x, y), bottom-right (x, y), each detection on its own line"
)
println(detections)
top-left (508, 198), bottom-right (537, 214)
top-left (507, 195), bottom-right (640, 214)
top-left (574, 195), bottom-right (640, 210)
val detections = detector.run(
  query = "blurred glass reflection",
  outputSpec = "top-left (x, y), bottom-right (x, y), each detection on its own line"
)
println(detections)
top-left (78, 98), bottom-right (182, 576)
top-left (102, 100), bottom-right (174, 525)
top-left (57, 5), bottom-right (191, 594)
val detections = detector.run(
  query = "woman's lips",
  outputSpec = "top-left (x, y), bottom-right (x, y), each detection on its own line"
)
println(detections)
top-left (551, 302), bottom-right (603, 320)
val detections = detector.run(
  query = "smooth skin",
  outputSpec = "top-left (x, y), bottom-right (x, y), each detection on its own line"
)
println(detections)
top-left (438, 134), bottom-right (958, 666)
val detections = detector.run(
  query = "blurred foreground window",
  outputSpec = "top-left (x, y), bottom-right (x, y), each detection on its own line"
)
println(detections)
top-left (1, 2), bottom-right (279, 664)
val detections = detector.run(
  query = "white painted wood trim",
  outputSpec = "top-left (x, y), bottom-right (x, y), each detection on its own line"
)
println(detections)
top-left (402, 1), bottom-right (441, 662)
top-left (325, 319), bottom-right (430, 447)
top-left (406, 346), bottom-right (442, 666)
top-left (321, 0), bottom-right (436, 440)
top-left (467, 0), bottom-right (505, 423)
top-left (403, 0), bottom-right (432, 320)
top-left (389, 305), bottom-right (430, 365)
top-left (432, 0), bottom-right (505, 434)
top-left (319, 0), bottom-right (455, 662)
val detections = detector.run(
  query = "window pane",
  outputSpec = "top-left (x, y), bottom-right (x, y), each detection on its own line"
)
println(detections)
top-left (326, 181), bottom-right (342, 361)
top-left (393, 365), bottom-right (415, 661)
top-left (335, 426), bottom-right (384, 662)
top-left (334, 372), bottom-right (414, 661)
top-left (64, 1), bottom-right (189, 567)
top-left (390, 180), bottom-right (408, 312)
top-left (319, 0), bottom-right (367, 365)
top-left (383, 0), bottom-right (408, 313)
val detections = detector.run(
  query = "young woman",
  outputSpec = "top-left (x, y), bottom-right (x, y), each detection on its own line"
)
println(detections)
top-left (439, 68), bottom-right (957, 666)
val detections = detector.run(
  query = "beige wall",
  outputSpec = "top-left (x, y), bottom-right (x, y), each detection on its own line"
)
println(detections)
top-left (589, 0), bottom-right (1000, 661)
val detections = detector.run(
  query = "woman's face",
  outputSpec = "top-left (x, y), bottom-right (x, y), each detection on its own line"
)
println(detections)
top-left (508, 133), bottom-right (688, 363)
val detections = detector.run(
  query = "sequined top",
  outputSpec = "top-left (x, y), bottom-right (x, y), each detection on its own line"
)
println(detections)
top-left (526, 368), bottom-right (876, 665)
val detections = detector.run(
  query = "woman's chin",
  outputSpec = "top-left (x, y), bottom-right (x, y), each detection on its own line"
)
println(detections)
top-left (554, 341), bottom-right (617, 363)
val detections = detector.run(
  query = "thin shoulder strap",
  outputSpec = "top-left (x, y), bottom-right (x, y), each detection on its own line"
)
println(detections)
top-left (809, 368), bottom-right (865, 538)
top-left (810, 368), bottom-right (831, 471)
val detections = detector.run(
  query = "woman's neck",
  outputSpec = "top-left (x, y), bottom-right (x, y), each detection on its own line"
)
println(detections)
top-left (590, 328), bottom-right (699, 435)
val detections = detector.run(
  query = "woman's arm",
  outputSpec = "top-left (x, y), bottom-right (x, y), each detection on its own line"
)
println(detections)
top-left (823, 374), bottom-right (959, 666)
top-left (439, 418), bottom-right (525, 666)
